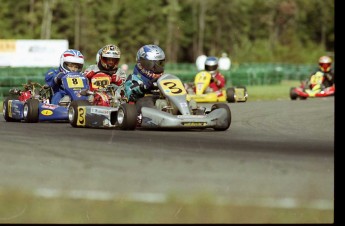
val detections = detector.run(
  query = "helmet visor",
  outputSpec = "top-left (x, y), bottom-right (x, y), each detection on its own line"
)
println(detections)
top-left (140, 58), bottom-right (165, 74)
top-left (319, 63), bottom-right (331, 72)
top-left (102, 57), bottom-right (119, 69)
top-left (205, 64), bottom-right (218, 72)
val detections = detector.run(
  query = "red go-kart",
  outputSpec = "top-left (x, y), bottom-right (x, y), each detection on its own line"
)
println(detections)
top-left (290, 71), bottom-right (335, 100)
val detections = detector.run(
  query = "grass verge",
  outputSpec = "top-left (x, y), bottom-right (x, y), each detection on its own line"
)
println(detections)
top-left (0, 190), bottom-right (333, 223)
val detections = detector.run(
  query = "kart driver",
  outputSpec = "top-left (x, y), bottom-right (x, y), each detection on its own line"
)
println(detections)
top-left (205, 56), bottom-right (226, 97)
top-left (124, 44), bottom-right (165, 102)
top-left (45, 49), bottom-right (84, 104)
top-left (84, 44), bottom-right (127, 89)
top-left (306, 55), bottom-right (334, 90)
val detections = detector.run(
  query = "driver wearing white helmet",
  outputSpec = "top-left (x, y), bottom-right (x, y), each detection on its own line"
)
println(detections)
top-left (45, 49), bottom-right (84, 104)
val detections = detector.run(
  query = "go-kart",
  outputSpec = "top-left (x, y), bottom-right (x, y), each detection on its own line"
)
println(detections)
top-left (3, 72), bottom-right (89, 122)
top-left (68, 73), bottom-right (232, 131)
top-left (185, 71), bottom-right (248, 103)
top-left (290, 71), bottom-right (335, 100)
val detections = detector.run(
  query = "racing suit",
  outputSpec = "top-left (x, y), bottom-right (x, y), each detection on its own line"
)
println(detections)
top-left (45, 68), bottom-right (68, 105)
top-left (124, 65), bottom-right (158, 102)
top-left (209, 71), bottom-right (226, 96)
top-left (84, 63), bottom-right (127, 88)
top-left (307, 69), bottom-right (334, 90)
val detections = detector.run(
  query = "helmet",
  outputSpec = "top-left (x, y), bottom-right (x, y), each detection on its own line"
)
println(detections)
top-left (205, 56), bottom-right (218, 75)
top-left (95, 48), bottom-right (102, 64)
top-left (59, 49), bottom-right (84, 73)
top-left (136, 44), bottom-right (165, 79)
top-left (319, 56), bottom-right (332, 72)
top-left (99, 44), bottom-right (121, 70)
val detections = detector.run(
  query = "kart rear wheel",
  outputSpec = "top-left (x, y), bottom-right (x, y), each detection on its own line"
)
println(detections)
top-left (3, 97), bottom-right (21, 122)
top-left (226, 87), bottom-right (236, 103)
top-left (68, 100), bottom-right (90, 128)
top-left (211, 103), bottom-right (231, 131)
top-left (117, 103), bottom-right (137, 130)
top-left (290, 87), bottom-right (298, 100)
top-left (23, 99), bottom-right (39, 123)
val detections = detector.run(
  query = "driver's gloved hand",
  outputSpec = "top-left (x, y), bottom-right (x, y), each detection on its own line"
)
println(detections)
top-left (54, 72), bottom-right (65, 85)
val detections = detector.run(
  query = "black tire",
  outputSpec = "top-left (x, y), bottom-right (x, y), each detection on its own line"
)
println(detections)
top-left (117, 103), bottom-right (138, 130)
top-left (3, 97), bottom-right (21, 122)
top-left (68, 100), bottom-right (90, 128)
top-left (290, 87), bottom-right (298, 100)
top-left (211, 103), bottom-right (231, 131)
top-left (226, 87), bottom-right (236, 103)
top-left (23, 99), bottom-right (39, 123)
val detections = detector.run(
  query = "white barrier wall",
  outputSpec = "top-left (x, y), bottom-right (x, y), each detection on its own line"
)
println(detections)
top-left (0, 39), bottom-right (68, 67)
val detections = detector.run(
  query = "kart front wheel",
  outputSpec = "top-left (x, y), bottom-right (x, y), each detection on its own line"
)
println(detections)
top-left (117, 103), bottom-right (137, 130)
top-left (290, 87), bottom-right (298, 100)
top-left (68, 100), bottom-right (90, 128)
top-left (23, 99), bottom-right (39, 123)
top-left (3, 97), bottom-right (21, 122)
top-left (211, 103), bottom-right (231, 131)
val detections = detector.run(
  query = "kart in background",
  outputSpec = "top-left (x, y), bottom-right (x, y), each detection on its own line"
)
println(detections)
top-left (3, 72), bottom-right (89, 122)
top-left (68, 73), bottom-right (232, 131)
top-left (290, 71), bottom-right (335, 100)
top-left (185, 71), bottom-right (248, 103)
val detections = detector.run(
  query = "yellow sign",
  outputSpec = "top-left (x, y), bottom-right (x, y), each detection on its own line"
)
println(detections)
top-left (0, 40), bottom-right (16, 52)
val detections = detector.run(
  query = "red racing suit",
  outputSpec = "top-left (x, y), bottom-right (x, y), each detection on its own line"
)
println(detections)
top-left (209, 71), bottom-right (226, 96)
top-left (84, 64), bottom-right (127, 91)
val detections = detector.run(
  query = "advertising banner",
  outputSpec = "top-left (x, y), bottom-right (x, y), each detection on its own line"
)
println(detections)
top-left (0, 39), bottom-right (68, 67)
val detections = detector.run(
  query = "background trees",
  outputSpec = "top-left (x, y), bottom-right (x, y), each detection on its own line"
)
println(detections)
top-left (0, 0), bottom-right (334, 65)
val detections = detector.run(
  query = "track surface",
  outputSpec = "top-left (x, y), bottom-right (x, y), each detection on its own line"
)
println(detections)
top-left (0, 98), bottom-right (334, 209)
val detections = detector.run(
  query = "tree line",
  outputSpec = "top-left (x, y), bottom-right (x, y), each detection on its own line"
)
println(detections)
top-left (0, 0), bottom-right (334, 65)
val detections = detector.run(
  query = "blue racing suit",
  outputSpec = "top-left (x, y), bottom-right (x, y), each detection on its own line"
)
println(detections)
top-left (124, 65), bottom-right (155, 102)
top-left (45, 68), bottom-right (67, 105)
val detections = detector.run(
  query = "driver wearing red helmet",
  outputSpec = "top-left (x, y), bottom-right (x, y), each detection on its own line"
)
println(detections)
top-left (307, 56), bottom-right (334, 90)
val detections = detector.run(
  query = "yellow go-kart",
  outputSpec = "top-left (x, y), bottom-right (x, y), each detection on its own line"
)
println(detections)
top-left (185, 71), bottom-right (248, 103)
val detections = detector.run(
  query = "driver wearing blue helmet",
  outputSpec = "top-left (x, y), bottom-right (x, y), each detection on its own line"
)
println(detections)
top-left (124, 44), bottom-right (165, 102)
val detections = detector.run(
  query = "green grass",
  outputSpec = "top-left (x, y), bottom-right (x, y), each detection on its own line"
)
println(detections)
top-left (245, 80), bottom-right (300, 101)
top-left (0, 190), bottom-right (333, 223)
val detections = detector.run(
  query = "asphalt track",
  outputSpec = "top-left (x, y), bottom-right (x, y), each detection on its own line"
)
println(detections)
top-left (0, 98), bottom-right (334, 210)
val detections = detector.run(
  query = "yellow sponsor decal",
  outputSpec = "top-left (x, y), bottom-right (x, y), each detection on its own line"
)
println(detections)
top-left (0, 40), bottom-right (16, 52)
top-left (8, 100), bottom-right (13, 117)
top-left (183, 122), bottom-right (206, 126)
top-left (41, 109), bottom-right (53, 116)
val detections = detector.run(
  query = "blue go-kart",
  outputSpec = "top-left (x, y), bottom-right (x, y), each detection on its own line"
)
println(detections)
top-left (3, 72), bottom-right (89, 123)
